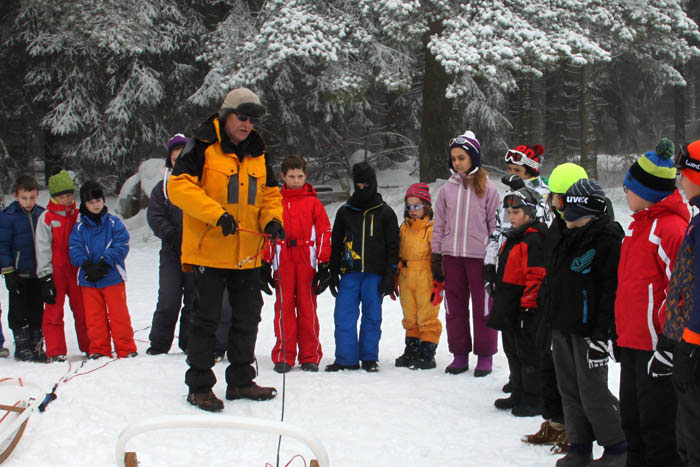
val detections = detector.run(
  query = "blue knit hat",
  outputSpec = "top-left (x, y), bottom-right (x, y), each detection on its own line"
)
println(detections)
top-left (623, 138), bottom-right (676, 203)
top-left (448, 131), bottom-right (481, 172)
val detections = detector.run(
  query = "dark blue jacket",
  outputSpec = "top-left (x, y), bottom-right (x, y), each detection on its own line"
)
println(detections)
top-left (69, 210), bottom-right (129, 288)
top-left (665, 195), bottom-right (700, 341)
top-left (0, 201), bottom-right (44, 277)
top-left (147, 175), bottom-right (183, 255)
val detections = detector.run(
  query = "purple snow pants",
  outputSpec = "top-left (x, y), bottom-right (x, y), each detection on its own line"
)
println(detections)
top-left (443, 256), bottom-right (498, 357)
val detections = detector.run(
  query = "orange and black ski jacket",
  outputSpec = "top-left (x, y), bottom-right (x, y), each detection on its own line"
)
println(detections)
top-left (488, 221), bottom-right (547, 331)
top-left (168, 115), bottom-right (283, 270)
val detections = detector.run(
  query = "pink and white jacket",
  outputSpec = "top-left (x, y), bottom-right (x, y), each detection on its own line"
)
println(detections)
top-left (431, 173), bottom-right (500, 259)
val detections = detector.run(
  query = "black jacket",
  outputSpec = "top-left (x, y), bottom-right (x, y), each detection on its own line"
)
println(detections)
top-left (330, 194), bottom-right (399, 278)
top-left (543, 216), bottom-right (623, 339)
top-left (488, 221), bottom-right (548, 331)
top-left (147, 176), bottom-right (183, 254)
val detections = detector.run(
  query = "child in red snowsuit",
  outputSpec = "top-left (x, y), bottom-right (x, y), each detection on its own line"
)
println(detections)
top-left (35, 170), bottom-right (90, 361)
top-left (268, 155), bottom-right (331, 373)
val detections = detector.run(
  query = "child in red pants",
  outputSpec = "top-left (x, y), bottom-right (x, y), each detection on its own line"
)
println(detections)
top-left (35, 170), bottom-right (90, 361)
top-left (268, 155), bottom-right (331, 373)
top-left (68, 181), bottom-right (137, 359)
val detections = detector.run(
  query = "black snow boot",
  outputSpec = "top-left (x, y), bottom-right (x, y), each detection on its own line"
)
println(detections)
top-left (494, 393), bottom-right (521, 410)
top-left (13, 326), bottom-right (33, 362)
top-left (29, 328), bottom-right (48, 363)
top-left (410, 341), bottom-right (438, 370)
top-left (395, 337), bottom-right (420, 367)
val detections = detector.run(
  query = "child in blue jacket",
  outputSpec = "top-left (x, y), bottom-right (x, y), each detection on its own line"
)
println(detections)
top-left (0, 175), bottom-right (46, 361)
top-left (69, 181), bottom-right (137, 359)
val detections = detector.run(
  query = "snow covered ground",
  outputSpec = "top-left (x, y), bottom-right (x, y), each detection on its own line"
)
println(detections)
top-left (0, 166), bottom-right (640, 466)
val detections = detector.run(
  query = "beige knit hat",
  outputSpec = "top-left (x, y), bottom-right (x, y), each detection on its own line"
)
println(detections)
top-left (220, 88), bottom-right (266, 118)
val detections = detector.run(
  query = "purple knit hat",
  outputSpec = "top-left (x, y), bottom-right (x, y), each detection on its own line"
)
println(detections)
top-left (448, 131), bottom-right (481, 171)
top-left (166, 133), bottom-right (188, 168)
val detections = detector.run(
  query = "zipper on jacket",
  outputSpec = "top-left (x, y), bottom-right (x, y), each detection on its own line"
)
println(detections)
top-left (14, 251), bottom-right (20, 271)
top-left (452, 184), bottom-right (462, 254)
top-left (371, 214), bottom-right (374, 237)
top-left (361, 203), bottom-right (383, 272)
top-left (463, 188), bottom-right (471, 254)
top-left (582, 290), bottom-right (588, 324)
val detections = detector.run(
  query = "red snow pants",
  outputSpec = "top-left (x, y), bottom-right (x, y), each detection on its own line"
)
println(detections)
top-left (81, 283), bottom-right (137, 358)
top-left (271, 253), bottom-right (322, 366)
top-left (43, 264), bottom-right (90, 357)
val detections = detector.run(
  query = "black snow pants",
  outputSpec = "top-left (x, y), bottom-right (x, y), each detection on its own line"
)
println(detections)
top-left (502, 314), bottom-right (541, 406)
top-left (149, 248), bottom-right (195, 352)
top-left (8, 277), bottom-right (43, 331)
top-left (185, 265), bottom-right (263, 393)
top-left (619, 347), bottom-right (681, 467)
top-left (536, 319), bottom-right (564, 423)
top-left (673, 340), bottom-right (700, 467)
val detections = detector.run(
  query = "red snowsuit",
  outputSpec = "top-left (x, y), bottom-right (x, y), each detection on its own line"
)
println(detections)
top-left (615, 189), bottom-right (690, 350)
top-left (35, 200), bottom-right (90, 357)
top-left (270, 183), bottom-right (331, 366)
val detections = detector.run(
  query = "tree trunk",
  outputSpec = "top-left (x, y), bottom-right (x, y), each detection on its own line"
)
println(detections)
top-left (518, 78), bottom-right (533, 143)
top-left (674, 64), bottom-right (686, 145)
top-left (580, 63), bottom-right (598, 179)
top-left (419, 19), bottom-right (453, 183)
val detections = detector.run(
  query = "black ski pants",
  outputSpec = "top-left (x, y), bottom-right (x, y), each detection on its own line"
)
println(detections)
top-left (185, 266), bottom-right (263, 393)
top-left (149, 248), bottom-right (195, 352)
top-left (619, 347), bottom-right (681, 467)
top-left (502, 315), bottom-right (540, 406)
top-left (674, 340), bottom-right (700, 467)
top-left (7, 277), bottom-right (43, 331)
top-left (536, 319), bottom-right (564, 423)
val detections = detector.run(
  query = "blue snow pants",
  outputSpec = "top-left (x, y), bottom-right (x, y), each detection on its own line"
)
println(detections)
top-left (333, 272), bottom-right (383, 365)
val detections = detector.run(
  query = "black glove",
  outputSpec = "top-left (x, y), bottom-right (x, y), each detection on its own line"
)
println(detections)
top-left (379, 271), bottom-right (397, 298)
top-left (431, 253), bottom-right (444, 282)
top-left (264, 220), bottom-right (285, 241)
top-left (82, 262), bottom-right (104, 283)
top-left (4, 272), bottom-right (20, 295)
top-left (585, 338), bottom-right (609, 368)
top-left (501, 174), bottom-right (525, 191)
top-left (329, 271), bottom-right (340, 298)
top-left (648, 334), bottom-right (674, 378)
top-left (216, 212), bottom-right (237, 236)
top-left (484, 264), bottom-right (497, 285)
top-left (260, 262), bottom-right (274, 295)
top-left (40, 275), bottom-right (56, 304)
top-left (673, 339), bottom-right (700, 391)
top-left (96, 260), bottom-right (111, 279)
top-left (313, 262), bottom-right (331, 295)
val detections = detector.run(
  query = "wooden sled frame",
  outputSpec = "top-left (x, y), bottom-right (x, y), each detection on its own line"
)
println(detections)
top-left (115, 415), bottom-right (329, 467)
top-left (0, 405), bottom-right (28, 465)
top-left (0, 381), bottom-right (41, 465)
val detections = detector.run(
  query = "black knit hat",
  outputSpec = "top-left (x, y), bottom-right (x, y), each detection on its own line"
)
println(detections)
top-left (79, 181), bottom-right (104, 203)
top-left (563, 179), bottom-right (607, 222)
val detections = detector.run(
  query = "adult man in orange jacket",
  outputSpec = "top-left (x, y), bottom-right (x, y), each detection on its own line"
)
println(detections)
top-left (168, 88), bottom-right (284, 412)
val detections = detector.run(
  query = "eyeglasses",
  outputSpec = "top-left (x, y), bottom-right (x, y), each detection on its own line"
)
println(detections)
top-left (234, 111), bottom-right (259, 125)
top-left (405, 204), bottom-right (424, 211)
top-left (504, 149), bottom-right (540, 170)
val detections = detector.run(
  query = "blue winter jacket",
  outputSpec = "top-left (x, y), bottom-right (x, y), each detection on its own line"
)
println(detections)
top-left (0, 201), bottom-right (44, 277)
top-left (69, 210), bottom-right (129, 288)
top-left (665, 195), bottom-right (700, 341)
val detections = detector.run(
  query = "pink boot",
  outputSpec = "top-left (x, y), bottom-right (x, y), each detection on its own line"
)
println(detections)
top-left (445, 354), bottom-right (469, 375)
top-left (474, 355), bottom-right (492, 377)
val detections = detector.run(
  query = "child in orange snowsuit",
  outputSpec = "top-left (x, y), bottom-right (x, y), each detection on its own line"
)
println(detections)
top-left (395, 183), bottom-right (442, 370)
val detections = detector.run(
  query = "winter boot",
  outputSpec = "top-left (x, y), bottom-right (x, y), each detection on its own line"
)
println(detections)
top-left (473, 355), bottom-right (493, 377)
top-left (410, 341), bottom-right (437, 370)
top-left (301, 362), bottom-right (319, 372)
top-left (395, 337), bottom-right (420, 367)
top-left (274, 362), bottom-right (292, 373)
top-left (494, 393), bottom-right (521, 410)
top-left (590, 441), bottom-right (626, 467)
top-left (29, 328), bottom-right (48, 362)
top-left (187, 390), bottom-right (224, 412)
top-left (226, 382), bottom-right (277, 401)
top-left (0, 348), bottom-right (9, 358)
top-left (325, 362), bottom-right (360, 372)
top-left (13, 326), bottom-right (33, 362)
top-left (556, 443), bottom-right (592, 467)
top-left (146, 346), bottom-right (168, 355)
top-left (361, 360), bottom-right (379, 372)
top-left (502, 380), bottom-right (513, 393)
top-left (522, 420), bottom-right (565, 445)
top-left (445, 354), bottom-right (469, 374)
top-left (511, 402), bottom-right (542, 417)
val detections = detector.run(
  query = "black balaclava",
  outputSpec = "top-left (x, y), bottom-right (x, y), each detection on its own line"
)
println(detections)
top-left (79, 181), bottom-right (107, 224)
top-left (349, 161), bottom-right (379, 208)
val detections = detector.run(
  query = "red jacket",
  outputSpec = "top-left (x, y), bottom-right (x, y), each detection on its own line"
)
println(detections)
top-left (267, 183), bottom-right (331, 268)
top-left (615, 189), bottom-right (690, 350)
top-left (35, 200), bottom-right (80, 278)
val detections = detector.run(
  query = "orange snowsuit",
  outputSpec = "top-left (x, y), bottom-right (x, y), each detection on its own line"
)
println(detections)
top-left (397, 217), bottom-right (442, 344)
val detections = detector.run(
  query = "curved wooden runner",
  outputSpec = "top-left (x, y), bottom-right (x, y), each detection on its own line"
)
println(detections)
top-left (0, 404), bottom-right (28, 465)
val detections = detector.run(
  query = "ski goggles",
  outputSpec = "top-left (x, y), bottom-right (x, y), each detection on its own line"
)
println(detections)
top-left (405, 203), bottom-right (425, 211)
top-left (449, 136), bottom-right (479, 154)
top-left (504, 149), bottom-right (540, 170)
top-left (675, 143), bottom-right (700, 173)
top-left (503, 192), bottom-right (535, 210)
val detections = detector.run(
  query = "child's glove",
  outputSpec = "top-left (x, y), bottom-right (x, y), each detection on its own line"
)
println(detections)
top-left (264, 220), bottom-right (286, 241)
top-left (96, 260), bottom-right (111, 279)
top-left (313, 262), bottom-right (331, 295)
top-left (379, 271), bottom-right (397, 300)
top-left (431, 280), bottom-right (445, 306)
top-left (40, 275), bottom-right (56, 304)
top-left (673, 339), bottom-right (700, 391)
top-left (585, 337), bottom-right (609, 368)
top-left (4, 271), bottom-right (20, 295)
top-left (216, 212), bottom-right (237, 236)
top-left (484, 264), bottom-right (496, 297)
top-left (260, 262), bottom-right (274, 295)
top-left (648, 334), bottom-right (675, 378)
top-left (82, 262), bottom-right (105, 283)
top-left (431, 253), bottom-right (444, 282)
top-left (501, 174), bottom-right (525, 191)
top-left (329, 272), bottom-right (339, 298)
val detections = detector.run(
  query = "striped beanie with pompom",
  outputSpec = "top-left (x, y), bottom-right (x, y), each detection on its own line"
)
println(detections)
top-left (405, 182), bottom-right (431, 205)
top-left (623, 137), bottom-right (677, 203)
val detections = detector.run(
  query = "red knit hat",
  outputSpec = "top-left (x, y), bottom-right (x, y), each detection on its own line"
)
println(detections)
top-left (405, 182), bottom-right (431, 205)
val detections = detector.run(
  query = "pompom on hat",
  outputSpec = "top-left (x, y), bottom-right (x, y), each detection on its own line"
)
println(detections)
top-left (623, 137), bottom-right (677, 203)
top-left (448, 131), bottom-right (481, 172)
top-left (405, 182), bottom-right (431, 205)
top-left (48, 170), bottom-right (75, 198)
